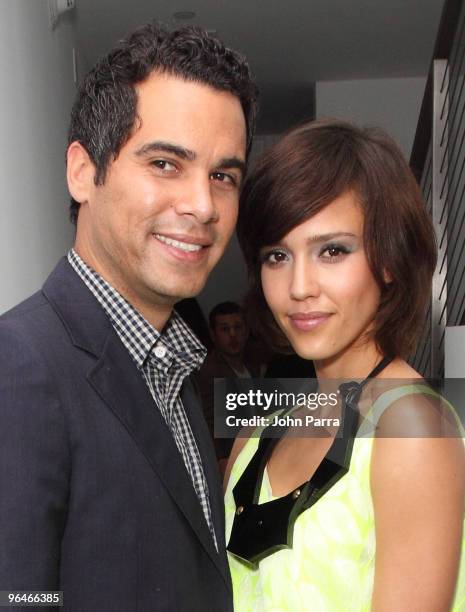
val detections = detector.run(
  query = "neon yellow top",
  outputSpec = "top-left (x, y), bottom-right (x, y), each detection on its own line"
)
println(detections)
top-left (225, 385), bottom-right (465, 611)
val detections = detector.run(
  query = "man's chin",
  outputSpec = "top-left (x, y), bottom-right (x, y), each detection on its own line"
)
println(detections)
top-left (149, 279), bottom-right (207, 303)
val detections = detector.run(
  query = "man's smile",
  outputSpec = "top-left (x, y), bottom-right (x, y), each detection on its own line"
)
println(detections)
top-left (152, 232), bottom-right (213, 262)
top-left (154, 233), bottom-right (205, 252)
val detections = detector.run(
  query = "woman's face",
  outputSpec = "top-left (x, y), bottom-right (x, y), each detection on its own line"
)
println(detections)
top-left (260, 191), bottom-right (381, 366)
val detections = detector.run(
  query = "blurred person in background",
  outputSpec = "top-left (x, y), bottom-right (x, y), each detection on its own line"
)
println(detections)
top-left (198, 301), bottom-right (263, 472)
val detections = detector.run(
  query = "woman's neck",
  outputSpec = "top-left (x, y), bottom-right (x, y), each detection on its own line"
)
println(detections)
top-left (314, 340), bottom-right (384, 381)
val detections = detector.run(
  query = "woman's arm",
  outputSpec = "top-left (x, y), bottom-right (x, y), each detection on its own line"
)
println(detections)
top-left (371, 429), bottom-right (465, 611)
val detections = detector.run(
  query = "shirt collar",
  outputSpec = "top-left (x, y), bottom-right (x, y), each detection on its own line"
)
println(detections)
top-left (67, 249), bottom-right (206, 371)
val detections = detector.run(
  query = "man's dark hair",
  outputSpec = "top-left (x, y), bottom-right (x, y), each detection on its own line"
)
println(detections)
top-left (209, 301), bottom-right (244, 329)
top-left (68, 21), bottom-right (258, 224)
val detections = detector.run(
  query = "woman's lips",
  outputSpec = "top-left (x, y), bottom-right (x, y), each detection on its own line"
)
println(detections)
top-left (288, 312), bottom-right (332, 331)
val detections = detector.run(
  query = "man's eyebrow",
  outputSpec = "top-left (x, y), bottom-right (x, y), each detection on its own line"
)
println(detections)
top-left (135, 141), bottom-right (196, 161)
top-left (217, 157), bottom-right (247, 178)
top-left (135, 143), bottom-right (246, 176)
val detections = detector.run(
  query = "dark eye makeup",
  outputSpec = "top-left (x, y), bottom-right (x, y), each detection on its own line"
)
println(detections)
top-left (319, 243), bottom-right (352, 261)
top-left (259, 248), bottom-right (288, 265)
top-left (260, 242), bottom-right (353, 267)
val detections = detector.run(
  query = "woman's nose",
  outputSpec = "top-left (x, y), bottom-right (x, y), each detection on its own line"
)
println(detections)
top-left (289, 259), bottom-right (321, 301)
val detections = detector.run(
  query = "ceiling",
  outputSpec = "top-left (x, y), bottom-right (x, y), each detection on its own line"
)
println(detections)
top-left (74, 0), bottom-right (445, 133)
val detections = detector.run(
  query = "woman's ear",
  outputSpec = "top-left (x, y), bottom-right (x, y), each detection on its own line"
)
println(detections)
top-left (382, 268), bottom-right (393, 284)
top-left (66, 142), bottom-right (96, 206)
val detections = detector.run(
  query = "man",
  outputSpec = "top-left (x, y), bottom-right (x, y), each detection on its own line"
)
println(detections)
top-left (206, 301), bottom-right (264, 380)
top-left (0, 22), bottom-right (257, 612)
top-left (198, 302), bottom-right (263, 467)
top-left (208, 302), bottom-right (255, 378)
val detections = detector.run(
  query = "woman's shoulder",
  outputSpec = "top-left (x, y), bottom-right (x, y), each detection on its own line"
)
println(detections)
top-left (368, 358), bottom-right (465, 482)
top-left (357, 357), bottom-right (465, 491)
top-left (360, 357), bottom-right (462, 437)
top-left (379, 357), bottom-right (423, 380)
top-left (369, 359), bottom-right (465, 515)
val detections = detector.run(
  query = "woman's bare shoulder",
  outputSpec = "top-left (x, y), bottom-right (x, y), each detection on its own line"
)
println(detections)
top-left (379, 358), bottom-right (423, 380)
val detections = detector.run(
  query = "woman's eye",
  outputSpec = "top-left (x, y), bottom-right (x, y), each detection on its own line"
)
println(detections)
top-left (320, 244), bottom-right (349, 260)
top-left (262, 250), bottom-right (288, 265)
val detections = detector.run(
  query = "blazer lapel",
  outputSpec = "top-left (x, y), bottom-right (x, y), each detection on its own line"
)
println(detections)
top-left (181, 379), bottom-right (231, 587)
top-left (42, 258), bottom-right (230, 590)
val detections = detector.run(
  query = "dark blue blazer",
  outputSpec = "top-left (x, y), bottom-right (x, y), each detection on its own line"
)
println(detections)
top-left (0, 258), bottom-right (232, 612)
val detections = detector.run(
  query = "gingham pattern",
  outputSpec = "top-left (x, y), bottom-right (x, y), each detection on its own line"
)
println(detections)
top-left (68, 249), bottom-right (217, 550)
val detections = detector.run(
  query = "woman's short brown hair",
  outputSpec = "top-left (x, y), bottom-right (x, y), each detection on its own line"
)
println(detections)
top-left (237, 119), bottom-right (437, 359)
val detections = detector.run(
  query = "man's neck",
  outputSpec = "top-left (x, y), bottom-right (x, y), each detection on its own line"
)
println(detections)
top-left (119, 290), bottom-right (173, 332)
top-left (221, 352), bottom-right (246, 373)
top-left (72, 245), bottom-right (172, 332)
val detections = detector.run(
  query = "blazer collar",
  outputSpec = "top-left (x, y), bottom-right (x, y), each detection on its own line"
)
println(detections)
top-left (42, 257), bottom-right (231, 591)
top-left (42, 257), bottom-right (112, 357)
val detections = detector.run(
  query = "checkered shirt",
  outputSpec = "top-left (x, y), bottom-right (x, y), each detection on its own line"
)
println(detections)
top-left (68, 249), bottom-right (217, 550)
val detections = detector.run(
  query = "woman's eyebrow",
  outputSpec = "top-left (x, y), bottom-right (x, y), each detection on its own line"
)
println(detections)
top-left (307, 232), bottom-right (357, 244)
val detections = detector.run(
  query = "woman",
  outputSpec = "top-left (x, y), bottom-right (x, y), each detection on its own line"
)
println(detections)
top-left (224, 119), bottom-right (465, 611)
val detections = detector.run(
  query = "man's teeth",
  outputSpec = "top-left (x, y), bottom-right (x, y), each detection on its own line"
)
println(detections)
top-left (154, 234), bottom-right (203, 252)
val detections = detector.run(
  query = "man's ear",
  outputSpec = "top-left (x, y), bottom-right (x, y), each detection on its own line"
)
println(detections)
top-left (66, 141), bottom-right (96, 206)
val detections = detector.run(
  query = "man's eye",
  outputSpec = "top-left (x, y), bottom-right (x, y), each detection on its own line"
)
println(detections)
top-left (210, 171), bottom-right (236, 185)
top-left (151, 160), bottom-right (177, 173)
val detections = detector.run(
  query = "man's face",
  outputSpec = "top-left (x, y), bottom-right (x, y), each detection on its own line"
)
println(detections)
top-left (211, 313), bottom-right (248, 358)
top-left (73, 72), bottom-right (247, 318)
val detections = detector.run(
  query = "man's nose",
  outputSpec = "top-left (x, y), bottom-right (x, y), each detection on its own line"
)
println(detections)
top-left (174, 175), bottom-right (218, 224)
top-left (289, 257), bottom-right (321, 301)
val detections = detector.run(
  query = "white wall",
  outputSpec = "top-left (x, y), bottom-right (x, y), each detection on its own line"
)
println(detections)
top-left (445, 327), bottom-right (465, 377)
top-left (444, 327), bottom-right (465, 424)
top-left (0, 0), bottom-right (77, 314)
top-left (316, 76), bottom-right (427, 159)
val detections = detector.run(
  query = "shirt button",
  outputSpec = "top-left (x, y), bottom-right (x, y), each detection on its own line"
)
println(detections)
top-left (154, 345), bottom-right (167, 358)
